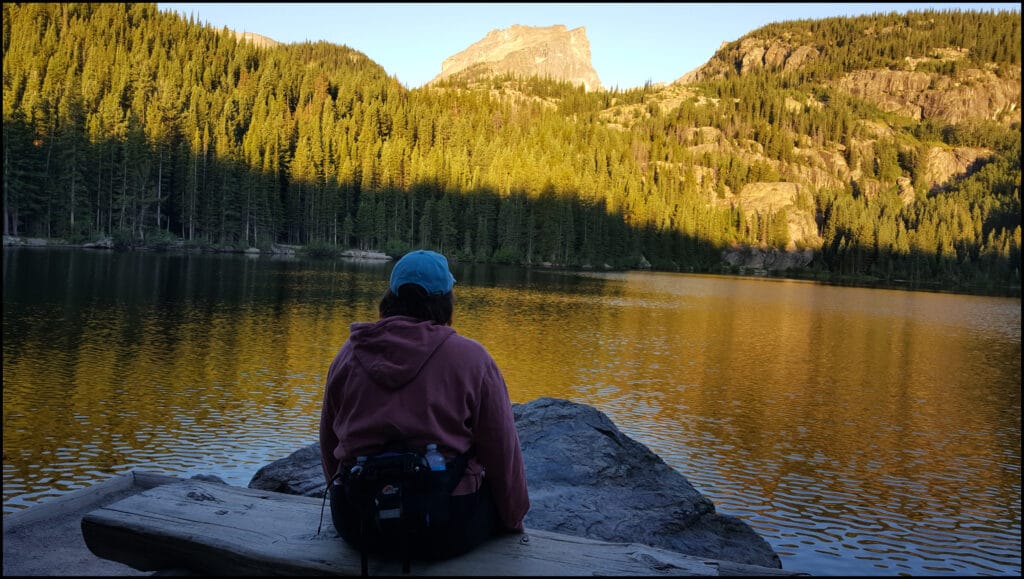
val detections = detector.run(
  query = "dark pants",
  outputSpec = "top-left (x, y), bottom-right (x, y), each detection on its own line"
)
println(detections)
top-left (330, 478), bottom-right (500, 561)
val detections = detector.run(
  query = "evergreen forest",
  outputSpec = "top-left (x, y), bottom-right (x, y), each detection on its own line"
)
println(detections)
top-left (2, 3), bottom-right (1020, 295)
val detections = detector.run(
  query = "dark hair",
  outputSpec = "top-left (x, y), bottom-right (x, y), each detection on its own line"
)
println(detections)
top-left (379, 283), bottom-right (454, 325)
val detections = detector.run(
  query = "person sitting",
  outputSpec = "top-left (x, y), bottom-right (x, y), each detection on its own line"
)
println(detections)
top-left (319, 249), bottom-right (530, 564)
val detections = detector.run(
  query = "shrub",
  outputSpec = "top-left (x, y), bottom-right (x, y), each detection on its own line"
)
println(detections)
top-left (145, 229), bottom-right (178, 251)
top-left (302, 241), bottom-right (342, 259)
top-left (112, 230), bottom-right (134, 251)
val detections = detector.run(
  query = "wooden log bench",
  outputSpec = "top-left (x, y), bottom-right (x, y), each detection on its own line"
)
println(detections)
top-left (81, 477), bottom-right (808, 576)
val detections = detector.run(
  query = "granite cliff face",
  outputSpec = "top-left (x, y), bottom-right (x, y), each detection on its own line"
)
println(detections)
top-left (679, 36), bottom-right (1020, 128)
top-left (834, 67), bottom-right (1020, 125)
top-left (227, 30), bottom-right (281, 48)
top-left (660, 22), bottom-right (1019, 261)
top-left (430, 24), bottom-right (603, 91)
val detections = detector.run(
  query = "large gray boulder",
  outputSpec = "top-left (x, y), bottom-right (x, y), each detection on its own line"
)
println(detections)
top-left (249, 397), bottom-right (781, 568)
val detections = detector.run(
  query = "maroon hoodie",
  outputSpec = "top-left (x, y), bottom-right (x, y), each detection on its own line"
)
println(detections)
top-left (319, 315), bottom-right (530, 531)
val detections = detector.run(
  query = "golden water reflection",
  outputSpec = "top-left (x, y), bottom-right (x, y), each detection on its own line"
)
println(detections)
top-left (458, 272), bottom-right (1020, 575)
top-left (2, 250), bottom-right (1020, 576)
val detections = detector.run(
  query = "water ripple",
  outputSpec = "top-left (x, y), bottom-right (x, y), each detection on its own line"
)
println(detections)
top-left (4, 253), bottom-right (1020, 577)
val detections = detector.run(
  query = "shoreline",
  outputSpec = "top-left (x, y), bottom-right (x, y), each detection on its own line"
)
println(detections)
top-left (2, 472), bottom-right (177, 576)
top-left (4, 235), bottom-right (1018, 298)
top-left (3, 471), bottom-right (759, 577)
top-left (6, 470), bottom-right (805, 577)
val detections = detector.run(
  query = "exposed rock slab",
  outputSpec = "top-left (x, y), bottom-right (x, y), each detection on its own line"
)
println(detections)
top-left (249, 397), bottom-right (782, 569)
top-left (721, 246), bottom-right (815, 272)
top-left (834, 68), bottom-right (1021, 125)
top-left (431, 24), bottom-right (602, 91)
top-left (715, 182), bottom-right (821, 250)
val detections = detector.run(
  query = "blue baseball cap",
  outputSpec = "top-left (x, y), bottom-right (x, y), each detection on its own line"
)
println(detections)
top-left (389, 250), bottom-right (456, 295)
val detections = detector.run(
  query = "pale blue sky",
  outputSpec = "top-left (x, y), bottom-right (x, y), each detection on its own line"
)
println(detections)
top-left (159, 3), bottom-right (1020, 90)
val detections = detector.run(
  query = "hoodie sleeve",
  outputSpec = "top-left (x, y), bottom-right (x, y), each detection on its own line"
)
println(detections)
top-left (472, 358), bottom-right (530, 531)
top-left (319, 349), bottom-right (345, 485)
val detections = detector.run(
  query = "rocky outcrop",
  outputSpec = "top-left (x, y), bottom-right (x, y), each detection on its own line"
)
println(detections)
top-left (2, 235), bottom-right (114, 249)
top-left (230, 30), bottom-right (281, 49)
top-left (833, 68), bottom-right (1021, 125)
top-left (730, 38), bottom-right (823, 75)
top-left (340, 249), bottom-right (392, 261)
top-left (3, 235), bottom-right (49, 246)
top-left (677, 37), bottom-right (821, 83)
top-left (430, 25), bottom-right (602, 92)
top-left (848, 143), bottom-right (990, 196)
top-left (918, 145), bottom-right (991, 189)
top-left (248, 397), bottom-right (781, 569)
top-left (722, 246), bottom-right (815, 272)
top-left (248, 443), bottom-right (325, 497)
top-left (678, 32), bottom-right (1021, 128)
top-left (715, 182), bottom-right (822, 250)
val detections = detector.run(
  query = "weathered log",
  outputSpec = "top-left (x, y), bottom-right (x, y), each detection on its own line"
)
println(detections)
top-left (81, 479), bottom-right (806, 576)
top-left (3, 471), bottom-right (199, 576)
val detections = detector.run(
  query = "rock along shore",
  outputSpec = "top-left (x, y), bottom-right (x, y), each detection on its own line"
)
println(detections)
top-left (3, 397), bottom-right (784, 575)
top-left (250, 397), bottom-right (783, 569)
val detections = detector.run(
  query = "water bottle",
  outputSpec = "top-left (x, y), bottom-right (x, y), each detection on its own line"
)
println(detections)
top-left (424, 443), bottom-right (446, 472)
top-left (350, 455), bottom-right (367, 477)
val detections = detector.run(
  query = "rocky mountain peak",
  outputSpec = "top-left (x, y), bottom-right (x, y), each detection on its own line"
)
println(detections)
top-left (229, 30), bottom-right (281, 48)
top-left (430, 24), bottom-right (603, 91)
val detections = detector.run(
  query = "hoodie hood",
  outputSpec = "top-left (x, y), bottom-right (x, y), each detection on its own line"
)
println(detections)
top-left (348, 316), bottom-right (455, 390)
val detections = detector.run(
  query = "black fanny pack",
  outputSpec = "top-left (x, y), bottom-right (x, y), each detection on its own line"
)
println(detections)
top-left (328, 448), bottom-right (471, 575)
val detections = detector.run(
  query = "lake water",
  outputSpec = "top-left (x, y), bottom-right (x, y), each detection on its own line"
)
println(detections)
top-left (3, 247), bottom-right (1020, 576)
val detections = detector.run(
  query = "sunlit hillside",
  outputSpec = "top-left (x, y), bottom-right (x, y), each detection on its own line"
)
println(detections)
top-left (2, 3), bottom-right (1020, 294)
